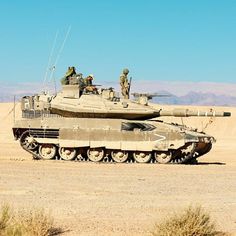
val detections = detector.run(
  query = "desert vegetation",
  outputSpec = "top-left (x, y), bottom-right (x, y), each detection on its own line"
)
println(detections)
top-left (0, 204), bottom-right (63, 236)
top-left (0, 204), bottom-right (230, 236)
top-left (151, 205), bottom-right (227, 236)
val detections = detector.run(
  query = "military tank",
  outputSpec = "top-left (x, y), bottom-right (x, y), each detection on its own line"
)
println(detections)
top-left (12, 82), bottom-right (231, 164)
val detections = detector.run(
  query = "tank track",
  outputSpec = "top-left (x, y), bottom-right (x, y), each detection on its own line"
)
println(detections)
top-left (186, 143), bottom-right (212, 164)
top-left (170, 143), bottom-right (197, 164)
top-left (18, 130), bottom-right (201, 164)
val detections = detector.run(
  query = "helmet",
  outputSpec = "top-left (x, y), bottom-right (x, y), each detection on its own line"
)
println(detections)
top-left (66, 66), bottom-right (75, 77)
top-left (123, 68), bottom-right (129, 74)
top-left (88, 74), bottom-right (94, 80)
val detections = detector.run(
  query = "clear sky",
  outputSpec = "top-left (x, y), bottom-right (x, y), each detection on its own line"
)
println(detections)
top-left (0, 0), bottom-right (236, 85)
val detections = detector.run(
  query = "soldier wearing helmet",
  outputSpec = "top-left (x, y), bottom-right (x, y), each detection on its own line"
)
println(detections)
top-left (61, 66), bottom-right (77, 85)
top-left (120, 68), bottom-right (130, 99)
top-left (84, 74), bottom-right (97, 93)
top-left (84, 74), bottom-right (94, 86)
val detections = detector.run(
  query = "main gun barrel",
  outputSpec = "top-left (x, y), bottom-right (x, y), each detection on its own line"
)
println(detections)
top-left (159, 109), bottom-right (231, 117)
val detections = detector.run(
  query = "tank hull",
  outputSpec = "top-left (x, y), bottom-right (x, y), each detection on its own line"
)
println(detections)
top-left (13, 116), bottom-right (214, 164)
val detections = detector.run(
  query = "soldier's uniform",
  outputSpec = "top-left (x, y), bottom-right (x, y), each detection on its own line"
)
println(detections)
top-left (61, 66), bottom-right (76, 85)
top-left (84, 74), bottom-right (94, 87)
top-left (120, 68), bottom-right (130, 99)
top-left (84, 75), bottom-right (97, 93)
top-left (66, 66), bottom-right (76, 77)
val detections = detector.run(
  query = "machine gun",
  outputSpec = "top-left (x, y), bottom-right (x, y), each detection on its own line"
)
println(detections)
top-left (132, 92), bottom-right (171, 105)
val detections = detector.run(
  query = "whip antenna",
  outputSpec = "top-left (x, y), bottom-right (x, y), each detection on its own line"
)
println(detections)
top-left (49, 26), bottom-right (72, 84)
top-left (43, 30), bottom-right (59, 87)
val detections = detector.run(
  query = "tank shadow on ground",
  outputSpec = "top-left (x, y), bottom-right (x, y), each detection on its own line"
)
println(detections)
top-left (195, 162), bottom-right (226, 165)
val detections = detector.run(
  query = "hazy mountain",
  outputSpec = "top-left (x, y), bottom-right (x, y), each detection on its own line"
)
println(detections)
top-left (0, 93), bottom-right (34, 103)
top-left (152, 91), bottom-right (236, 106)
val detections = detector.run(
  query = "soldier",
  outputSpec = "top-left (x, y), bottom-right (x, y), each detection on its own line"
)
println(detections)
top-left (84, 74), bottom-right (97, 93)
top-left (120, 68), bottom-right (130, 99)
top-left (66, 66), bottom-right (76, 77)
top-left (84, 74), bottom-right (94, 86)
top-left (61, 66), bottom-right (76, 85)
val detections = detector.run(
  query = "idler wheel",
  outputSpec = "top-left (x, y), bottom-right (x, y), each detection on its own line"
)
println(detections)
top-left (155, 151), bottom-right (172, 164)
top-left (59, 147), bottom-right (77, 161)
top-left (133, 151), bottom-right (152, 163)
top-left (111, 150), bottom-right (129, 163)
top-left (87, 148), bottom-right (104, 162)
top-left (20, 131), bottom-right (38, 150)
top-left (39, 144), bottom-right (57, 160)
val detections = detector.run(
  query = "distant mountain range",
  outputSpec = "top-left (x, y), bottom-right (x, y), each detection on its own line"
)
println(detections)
top-left (0, 94), bottom-right (31, 103)
top-left (0, 90), bottom-right (236, 106)
top-left (152, 91), bottom-right (236, 106)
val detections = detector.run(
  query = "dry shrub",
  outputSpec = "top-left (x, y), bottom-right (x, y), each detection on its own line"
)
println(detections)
top-left (151, 205), bottom-right (224, 236)
top-left (0, 204), bottom-right (63, 236)
top-left (0, 204), bottom-right (21, 236)
top-left (0, 204), bottom-right (12, 232)
top-left (17, 208), bottom-right (62, 236)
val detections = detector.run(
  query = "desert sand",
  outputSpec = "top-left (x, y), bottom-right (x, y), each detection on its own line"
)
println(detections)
top-left (0, 102), bottom-right (235, 235)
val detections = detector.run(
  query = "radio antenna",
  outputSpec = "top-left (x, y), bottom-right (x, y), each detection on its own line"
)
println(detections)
top-left (43, 30), bottom-right (59, 88)
top-left (48, 26), bottom-right (72, 84)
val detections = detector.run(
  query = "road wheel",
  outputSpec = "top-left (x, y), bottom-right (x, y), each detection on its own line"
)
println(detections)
top-left (59, 147), bottom-right (77, 161)
top-left (87, 148), bottom-right (104, 162)
top-left (155, 151), bottom-right (172, 164)
top-left (39, 144), bottom-right (57, 160)
top-left (133, 151), bottom-right (152, 163)
top-left (111, 150), bottom-right (129, 163)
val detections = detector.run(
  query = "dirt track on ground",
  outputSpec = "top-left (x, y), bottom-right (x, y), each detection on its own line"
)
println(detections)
top-left (0, 103), bottom-right (236, 235)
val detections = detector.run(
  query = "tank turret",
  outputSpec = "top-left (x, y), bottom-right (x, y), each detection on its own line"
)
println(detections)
top-left (13, 75), bottom-right (231, 165)
top-left (20, 85), bottom-right (231, 120)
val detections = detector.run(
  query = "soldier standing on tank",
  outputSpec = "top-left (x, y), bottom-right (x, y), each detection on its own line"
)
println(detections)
top-left (120, 68), bottom-right (130, 99)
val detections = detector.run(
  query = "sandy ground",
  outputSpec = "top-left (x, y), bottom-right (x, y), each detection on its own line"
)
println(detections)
top-left (0, 102), bottom-right (235, 235)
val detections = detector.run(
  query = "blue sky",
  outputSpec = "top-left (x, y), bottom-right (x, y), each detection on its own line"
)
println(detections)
top-left (0, 0), bottom-right (236, 85)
